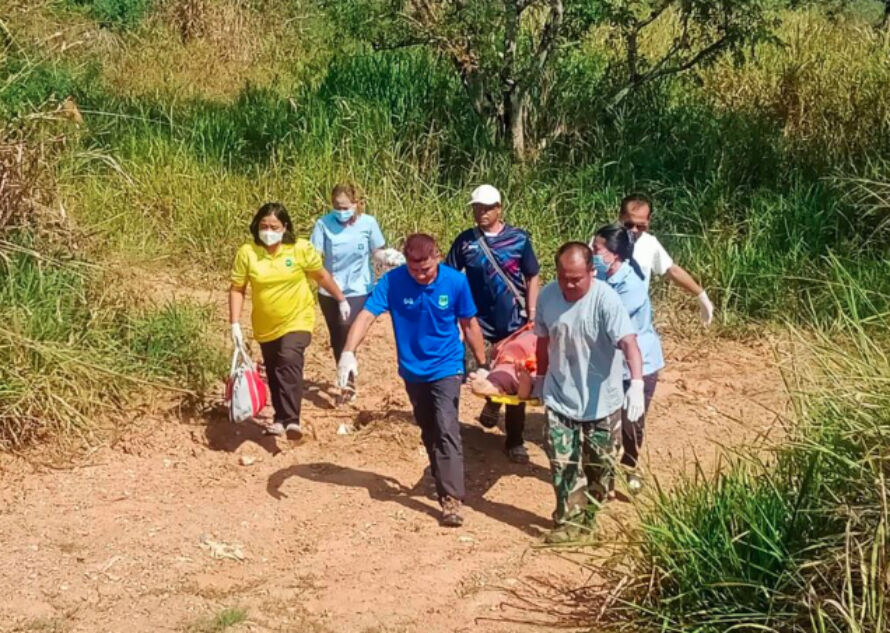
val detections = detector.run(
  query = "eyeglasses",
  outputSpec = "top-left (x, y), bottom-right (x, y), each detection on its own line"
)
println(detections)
top-left (623, 221), bottom-right (648, 232)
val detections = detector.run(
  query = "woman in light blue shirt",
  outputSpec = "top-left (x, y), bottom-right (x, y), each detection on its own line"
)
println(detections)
top-left (310, 183), bottom-right (402, 395)
top-left (591, 223), bottom-right (664, 493)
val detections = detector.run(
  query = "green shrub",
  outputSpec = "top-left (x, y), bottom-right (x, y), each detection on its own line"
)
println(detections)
top-left (0, 59), bottom-right (77, 118)
top-left (125, 301), bottom-right (226, 396)
top-left (0, 243), bottom-right (225, 449)
top-left (70, 0), bottom-right (153, 29)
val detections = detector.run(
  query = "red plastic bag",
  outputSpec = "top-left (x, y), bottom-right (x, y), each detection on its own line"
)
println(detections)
top-left (225, 343), bottom-right (267, 423)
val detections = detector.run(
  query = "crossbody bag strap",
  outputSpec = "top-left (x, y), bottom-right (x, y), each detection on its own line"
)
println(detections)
top-left (474, 227), bottom-right (526, 313)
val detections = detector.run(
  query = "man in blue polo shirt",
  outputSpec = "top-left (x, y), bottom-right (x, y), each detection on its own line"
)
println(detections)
top-left (446, 184), bottom-right (540, 464)
top-left (337, 233), bottom-right (487, 527)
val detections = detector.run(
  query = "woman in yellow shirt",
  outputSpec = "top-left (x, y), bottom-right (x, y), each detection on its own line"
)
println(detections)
top-left (229, 202), bottom-right (348, 439)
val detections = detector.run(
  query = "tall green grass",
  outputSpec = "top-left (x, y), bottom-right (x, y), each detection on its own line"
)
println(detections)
top-left (618, 321), bottom-right (890, 632)
top-left (0, 245), bottom-right (226, 449)
top-left (67, 0), bottom-right (153, 29)
top-left (6, 7), bottom-right (880, 326)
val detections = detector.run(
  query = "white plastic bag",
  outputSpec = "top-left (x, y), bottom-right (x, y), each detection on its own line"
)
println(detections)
top-left (225, 344), bottom-right (267, 423)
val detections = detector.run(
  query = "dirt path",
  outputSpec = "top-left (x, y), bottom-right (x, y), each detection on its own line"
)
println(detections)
top-left (0, 304), bottom-right (789, 633)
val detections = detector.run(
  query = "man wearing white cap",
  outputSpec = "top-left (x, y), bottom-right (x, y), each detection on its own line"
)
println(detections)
top-left (446, 184), bottom-right (541, 464)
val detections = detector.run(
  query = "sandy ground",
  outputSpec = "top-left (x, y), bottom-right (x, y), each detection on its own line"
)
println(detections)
top-left (0, 295), bottom-right (790, 633)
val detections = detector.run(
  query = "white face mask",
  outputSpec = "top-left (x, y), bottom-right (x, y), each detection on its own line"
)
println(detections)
top-left (258, 229), bottom-right (284, 246)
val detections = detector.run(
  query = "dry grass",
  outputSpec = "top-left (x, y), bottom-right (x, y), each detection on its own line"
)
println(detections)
top-left (698, 10), bottom-right (890, 158)
top-left (2, 0), bottom-right (320, 102)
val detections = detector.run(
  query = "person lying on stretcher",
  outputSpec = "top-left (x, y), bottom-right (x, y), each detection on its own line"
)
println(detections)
top-left (468, 326), bottom-right (542, 400)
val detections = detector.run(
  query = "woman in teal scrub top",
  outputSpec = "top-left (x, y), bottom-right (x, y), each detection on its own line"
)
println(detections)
top-left (310, 183), bottom-right (403, 394)
top-left (591, 223), bottom-right (665, 494)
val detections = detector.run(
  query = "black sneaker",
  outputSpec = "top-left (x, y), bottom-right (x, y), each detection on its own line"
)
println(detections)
top-left (505, 444), bottom-right (530, 464)
top-left (478, 401), bottom-right (500, 429)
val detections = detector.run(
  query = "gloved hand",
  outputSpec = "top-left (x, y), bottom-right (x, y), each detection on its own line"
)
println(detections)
top-left (339, 300), bottom-right (351, 322)
top-left (374, 248), bottom-right (406, 267)
top-left (697, 291), bottom-right (714, 327)
top-left (231, 322), bottom-right (244, 348)
top-left (474, 368), bottom-right (490, 380)
top-left (384, 248), bottom-right (406, 266)
top-left (337, 351), bottom-right (358, 388)
top-left (624, 379), bottom-right (645, 423)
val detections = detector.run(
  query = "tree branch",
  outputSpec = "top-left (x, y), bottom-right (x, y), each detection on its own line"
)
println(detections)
top-left (501, 0), bottom-right (521, 90)
top-left (371, 36), bottom-right (434, 52)
top-left (639, 33), bottom-right (732, 85)
top-left (534, 0), bottom-right (564, 74)
top-left (636, 0), bottom-right (676, 30)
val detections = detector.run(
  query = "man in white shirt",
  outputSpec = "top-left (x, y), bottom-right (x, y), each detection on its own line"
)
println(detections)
top-left (609, 193), bottom-right (714, 326)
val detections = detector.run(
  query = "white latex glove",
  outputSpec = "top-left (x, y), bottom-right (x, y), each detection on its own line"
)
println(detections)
top-left (697, 291), bottom-right (714, 327)
top-left (231, 322), bottom-right (244, 347)
top-left (374, 248), bottom-right (405, 267)
top-left (624, 379), bottom-right (645, 423)
top-left (474, 368), bottom-right (490, 380)
top-left (337, 351), bottom-right (358, 388)
top-left (384, 248), bottom-right (405, 266)
top-left (338, 300), bottom-right (351, 322)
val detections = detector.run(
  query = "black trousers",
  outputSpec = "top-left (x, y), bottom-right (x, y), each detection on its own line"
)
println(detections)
top-left (318, 293), bottom-right (368, 364)
top-left (404, 376), bottom-right (465, 501)
top-left (259, 331), bottom-right (312, 425)
top-left (466, 337), bottom-right (525, 449)
top-left (621, 372), bottom-right (659, 468)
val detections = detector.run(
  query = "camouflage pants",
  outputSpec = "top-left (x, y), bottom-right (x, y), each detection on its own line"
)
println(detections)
top-left (544, 407), bottom-right (622, 525)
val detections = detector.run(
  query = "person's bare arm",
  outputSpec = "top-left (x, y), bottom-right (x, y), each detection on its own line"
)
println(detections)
top-left (229, 284), bottom-right (246, 324)
top-left (535, 335), bottom-right (549, 377)
top-left (664, 264), bottom-right (703, 296)
top-left (617, 334), bottom-right (643, 381)
top-left (459, 317), bottom-right (487, 367)
top-left (342, 310), bottom-right (377, 354)
top-left (307, 267), bottom-right (346, 302)
top-left (525, 274), bottom-right (540, 320)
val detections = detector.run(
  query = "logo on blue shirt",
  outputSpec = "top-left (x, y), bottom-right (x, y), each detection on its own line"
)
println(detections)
top-left (438, 295), bottom-right (449, 308)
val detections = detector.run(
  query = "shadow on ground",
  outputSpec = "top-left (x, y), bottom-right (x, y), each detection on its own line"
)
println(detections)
top-left (267, 420), bottom-right (554, 536)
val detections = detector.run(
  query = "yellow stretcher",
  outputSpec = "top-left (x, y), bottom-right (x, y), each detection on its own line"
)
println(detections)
top-left (471, 323), bottom-right (541, 407)
top-left (485, 394), bottom-right (542, 407)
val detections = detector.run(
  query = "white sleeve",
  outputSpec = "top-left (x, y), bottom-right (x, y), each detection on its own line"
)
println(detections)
top-left (649, 235), bottom-right (674, 277)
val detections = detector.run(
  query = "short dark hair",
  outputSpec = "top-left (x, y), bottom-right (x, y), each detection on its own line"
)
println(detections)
top-left (555, 241), bottom-right (593, 270)
top-left (403, 233), bottom-right (439, 261)
top-left (619, 193), bottom-right (653, 219)
top-left (594, 223), bottom-right (645, 280)
top-left (250, 202), bottom-right (296, 245)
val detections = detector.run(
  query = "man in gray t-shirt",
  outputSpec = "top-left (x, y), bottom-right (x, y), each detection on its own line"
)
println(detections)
top-left (533, 242), bottom-right (645, 544)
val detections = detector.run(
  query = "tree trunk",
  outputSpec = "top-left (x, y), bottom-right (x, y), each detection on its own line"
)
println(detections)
top-left (507, 89), bottom-right (526, 161)
top-left (501, 0), bottom-right (524, 159)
